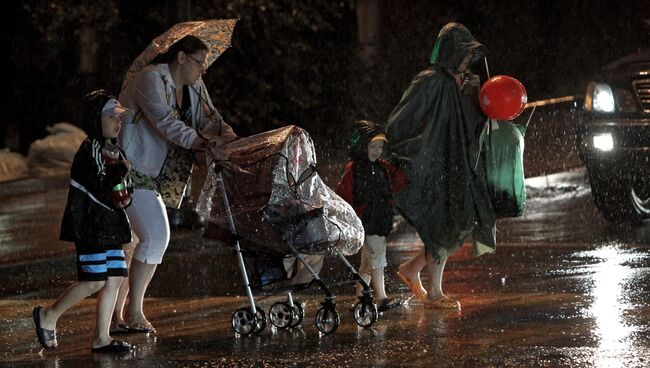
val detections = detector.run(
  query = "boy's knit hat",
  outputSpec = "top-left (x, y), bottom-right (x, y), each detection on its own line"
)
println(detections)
top-left (369, 133), bottom-right (388, 144)
top-left (350, 120), bottom-right (386, 159)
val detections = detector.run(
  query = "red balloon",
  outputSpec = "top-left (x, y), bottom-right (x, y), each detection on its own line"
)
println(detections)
top-left (479, 75), bottom-right (527, 120)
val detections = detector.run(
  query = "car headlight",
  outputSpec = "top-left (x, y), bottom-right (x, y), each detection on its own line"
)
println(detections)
top-left (585, 82), bottom-right (615, 113)
top-left (593, 133), bottom-right (614, 151)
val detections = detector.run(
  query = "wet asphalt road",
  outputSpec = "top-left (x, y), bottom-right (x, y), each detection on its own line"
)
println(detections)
top-left (1, 168), bottom-right (650, 367)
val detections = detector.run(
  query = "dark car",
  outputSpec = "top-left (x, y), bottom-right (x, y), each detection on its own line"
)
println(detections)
top-left (575, 50), bottom-right (650, 222)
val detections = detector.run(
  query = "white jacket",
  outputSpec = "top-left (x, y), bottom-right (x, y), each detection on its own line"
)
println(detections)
top-left (118, 63), bottom-right (236, 177)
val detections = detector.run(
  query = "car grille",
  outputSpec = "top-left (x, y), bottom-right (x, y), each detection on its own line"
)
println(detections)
top-left (633, 78), bottom-right (650, 114)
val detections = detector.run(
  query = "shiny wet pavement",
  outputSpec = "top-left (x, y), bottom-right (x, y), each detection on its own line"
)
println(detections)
top-left (1, 169), bottom-right (650, 367)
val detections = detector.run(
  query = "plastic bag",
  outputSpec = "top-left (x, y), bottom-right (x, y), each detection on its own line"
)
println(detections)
top-left (480, 120), bottom-right (526, 217)
top-left (0, 149), bottom-right (29, 182)
top-left (27, 122), bottom-right (86, 177)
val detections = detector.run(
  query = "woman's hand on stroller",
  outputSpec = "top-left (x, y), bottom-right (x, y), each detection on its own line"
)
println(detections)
top-left (192, 136), bottom-right (210, 151)
top-left (207, 141), bottom-right (229, 161)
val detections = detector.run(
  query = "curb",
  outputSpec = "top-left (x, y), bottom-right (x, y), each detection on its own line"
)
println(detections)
top-left (0, 174), bottom-right (69, 198)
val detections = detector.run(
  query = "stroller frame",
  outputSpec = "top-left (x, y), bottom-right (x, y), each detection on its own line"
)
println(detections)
top-left (216, 172), bottom-right (379, 335)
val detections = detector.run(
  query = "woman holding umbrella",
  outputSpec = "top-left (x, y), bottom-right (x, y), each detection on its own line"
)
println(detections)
top-left (117, 35), bottom-right (237, 332)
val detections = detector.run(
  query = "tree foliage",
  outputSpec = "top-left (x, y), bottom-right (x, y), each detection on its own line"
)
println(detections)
top-left (8, 0), bottom-right (649, 155)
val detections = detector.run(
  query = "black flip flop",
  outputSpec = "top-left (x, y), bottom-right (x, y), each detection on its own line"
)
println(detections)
top-left (33, 306), bottom-right (57, 351)
top-left (91, 340), bottom-right (133, 353)
top-left (110, 323), bottom-right (131, 334)
top-left (377, 298), bottom-right (402, 313)
top-left (125, 323), bottom-right (156, 334)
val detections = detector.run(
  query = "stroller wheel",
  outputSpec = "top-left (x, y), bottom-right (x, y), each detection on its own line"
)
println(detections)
top-left (232, 306), bottom-right (266, 335)
top-left (252, 306), bottom-right (267, 334)
top-left (269, 302), bottom-right (294, 329)
top-left (353, 301), bottom-right (378, 328)
top-left (289, 301), bottom-right (304, 328)
top-left (315, 306), bottom-right (340, 334)
top-left (231, 308), bottom-right (255, 335)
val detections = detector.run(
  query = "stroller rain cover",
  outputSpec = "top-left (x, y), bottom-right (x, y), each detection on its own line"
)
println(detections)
top-left (196, 125), bottom-right (364, 256)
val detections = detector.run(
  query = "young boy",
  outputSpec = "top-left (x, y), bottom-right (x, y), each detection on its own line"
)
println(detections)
top-left (336, 120), bottom-right (408, 312)
top-left (32, 90), bottom-right (134, 353)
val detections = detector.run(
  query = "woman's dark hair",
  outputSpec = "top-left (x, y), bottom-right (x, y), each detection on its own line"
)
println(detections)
top-left (150, 35), bottom-right (209, 65)
top-left (81, 89), bottom-right (114, 141)
top-left (349, 120), bottom-right (384, 160)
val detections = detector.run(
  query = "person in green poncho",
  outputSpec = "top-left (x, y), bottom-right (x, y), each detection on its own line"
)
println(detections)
top-left (386, 22), bottom-right (496, 310)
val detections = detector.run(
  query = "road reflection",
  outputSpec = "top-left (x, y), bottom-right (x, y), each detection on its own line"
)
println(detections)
top-left (579, 244), bottom-right (638, 368)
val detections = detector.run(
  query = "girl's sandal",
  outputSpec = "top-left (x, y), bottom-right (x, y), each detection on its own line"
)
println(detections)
top-left (33, 306), bottom-right (58, 351)
top-left (425, 296), bottom-right (460, 310)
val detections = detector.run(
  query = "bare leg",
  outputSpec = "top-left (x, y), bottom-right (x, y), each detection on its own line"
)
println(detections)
top-left (94, 276), bottom-right (123, 348)
top-left (127, 259), bottom-right (157, 326)
top-left (40, 281), bottom-right (105, 331)
top-left (423, 256), bottom-right (460, 309)
top-left (370, 267), bottom-right (387, 301)
top-left (422, 256), bottom-right (447, 298)
top-left (356, 244), bottom-right (371, 297)
top-left (113, 277), bottom-right (130, 326)
top-left (396, 249), bottom-right (428, 299)
top-left (113, 234), bottom-right (137, 326)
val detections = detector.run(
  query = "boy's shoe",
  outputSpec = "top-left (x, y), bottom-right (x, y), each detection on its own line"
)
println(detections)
top-left (377, 298), bottom-right (402, 313)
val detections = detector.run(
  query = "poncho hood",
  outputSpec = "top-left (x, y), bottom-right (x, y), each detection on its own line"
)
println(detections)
top-left (430, 22), bottom-right (487, 73)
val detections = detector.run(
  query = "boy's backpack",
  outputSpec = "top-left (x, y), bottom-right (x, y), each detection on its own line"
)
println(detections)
top-left (479, 120), bottom-right (526, 218)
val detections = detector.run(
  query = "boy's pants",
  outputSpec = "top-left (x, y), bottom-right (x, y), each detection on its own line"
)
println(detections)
top-left (359, 235), bottom-right (387, 274)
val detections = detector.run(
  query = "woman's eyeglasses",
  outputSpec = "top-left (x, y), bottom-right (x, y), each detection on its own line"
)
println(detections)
top-left (187, 55), bottom-right (208, 70)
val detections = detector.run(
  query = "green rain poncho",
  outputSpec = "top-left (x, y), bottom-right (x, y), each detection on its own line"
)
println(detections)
top-left (385, 23), bottom-right (496, 259)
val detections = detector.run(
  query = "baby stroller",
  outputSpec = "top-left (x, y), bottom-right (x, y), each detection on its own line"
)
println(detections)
top-left (197, 126), bottom-right (379, 335)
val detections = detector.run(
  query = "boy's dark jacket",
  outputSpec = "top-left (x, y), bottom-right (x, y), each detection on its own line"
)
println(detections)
top-left (60, 138), bottom-right (132, 245)
top-left (336, 158), bottom-right (408, 236)
top-left (385, 22), bottom-right (496, 259)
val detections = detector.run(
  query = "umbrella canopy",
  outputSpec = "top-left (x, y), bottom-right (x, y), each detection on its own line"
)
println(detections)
top-left (121, 18), bottom-right (237, 91)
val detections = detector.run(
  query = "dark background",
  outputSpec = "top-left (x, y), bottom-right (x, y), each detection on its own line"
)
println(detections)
top-left (3, 0), bottom-right (650, 155)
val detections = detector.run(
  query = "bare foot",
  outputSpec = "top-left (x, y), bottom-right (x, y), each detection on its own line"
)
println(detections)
top-left (92, 336), bottom-right (114, 350)
top-left (39, 307), bottom-right (56, 331)
top-left (125, 316), bottom-right (156, 333)
top-left (396, 264), bottom-right (427, 300)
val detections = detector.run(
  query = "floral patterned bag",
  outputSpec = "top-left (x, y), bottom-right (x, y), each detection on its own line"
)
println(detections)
top-left (154, 143), bottom-right (195, 209)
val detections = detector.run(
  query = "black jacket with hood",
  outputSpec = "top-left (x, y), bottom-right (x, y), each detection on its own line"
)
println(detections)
top-left (59, 91), bottom-right (132, 246)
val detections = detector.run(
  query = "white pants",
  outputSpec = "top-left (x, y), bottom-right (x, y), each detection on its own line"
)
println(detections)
top-left (126, 189), bottom-right (170, 265)
top-left (359, 235), bottom-right (387, 274)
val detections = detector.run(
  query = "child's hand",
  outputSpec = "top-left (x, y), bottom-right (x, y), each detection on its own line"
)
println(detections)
top-left (116, 195), bottom-right (133, 208)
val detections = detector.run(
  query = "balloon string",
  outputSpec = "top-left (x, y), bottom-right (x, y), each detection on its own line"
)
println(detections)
top-left (525, 105), bottom-right (537, 128)
top-left (484, 58), bottom-right (491, 79)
